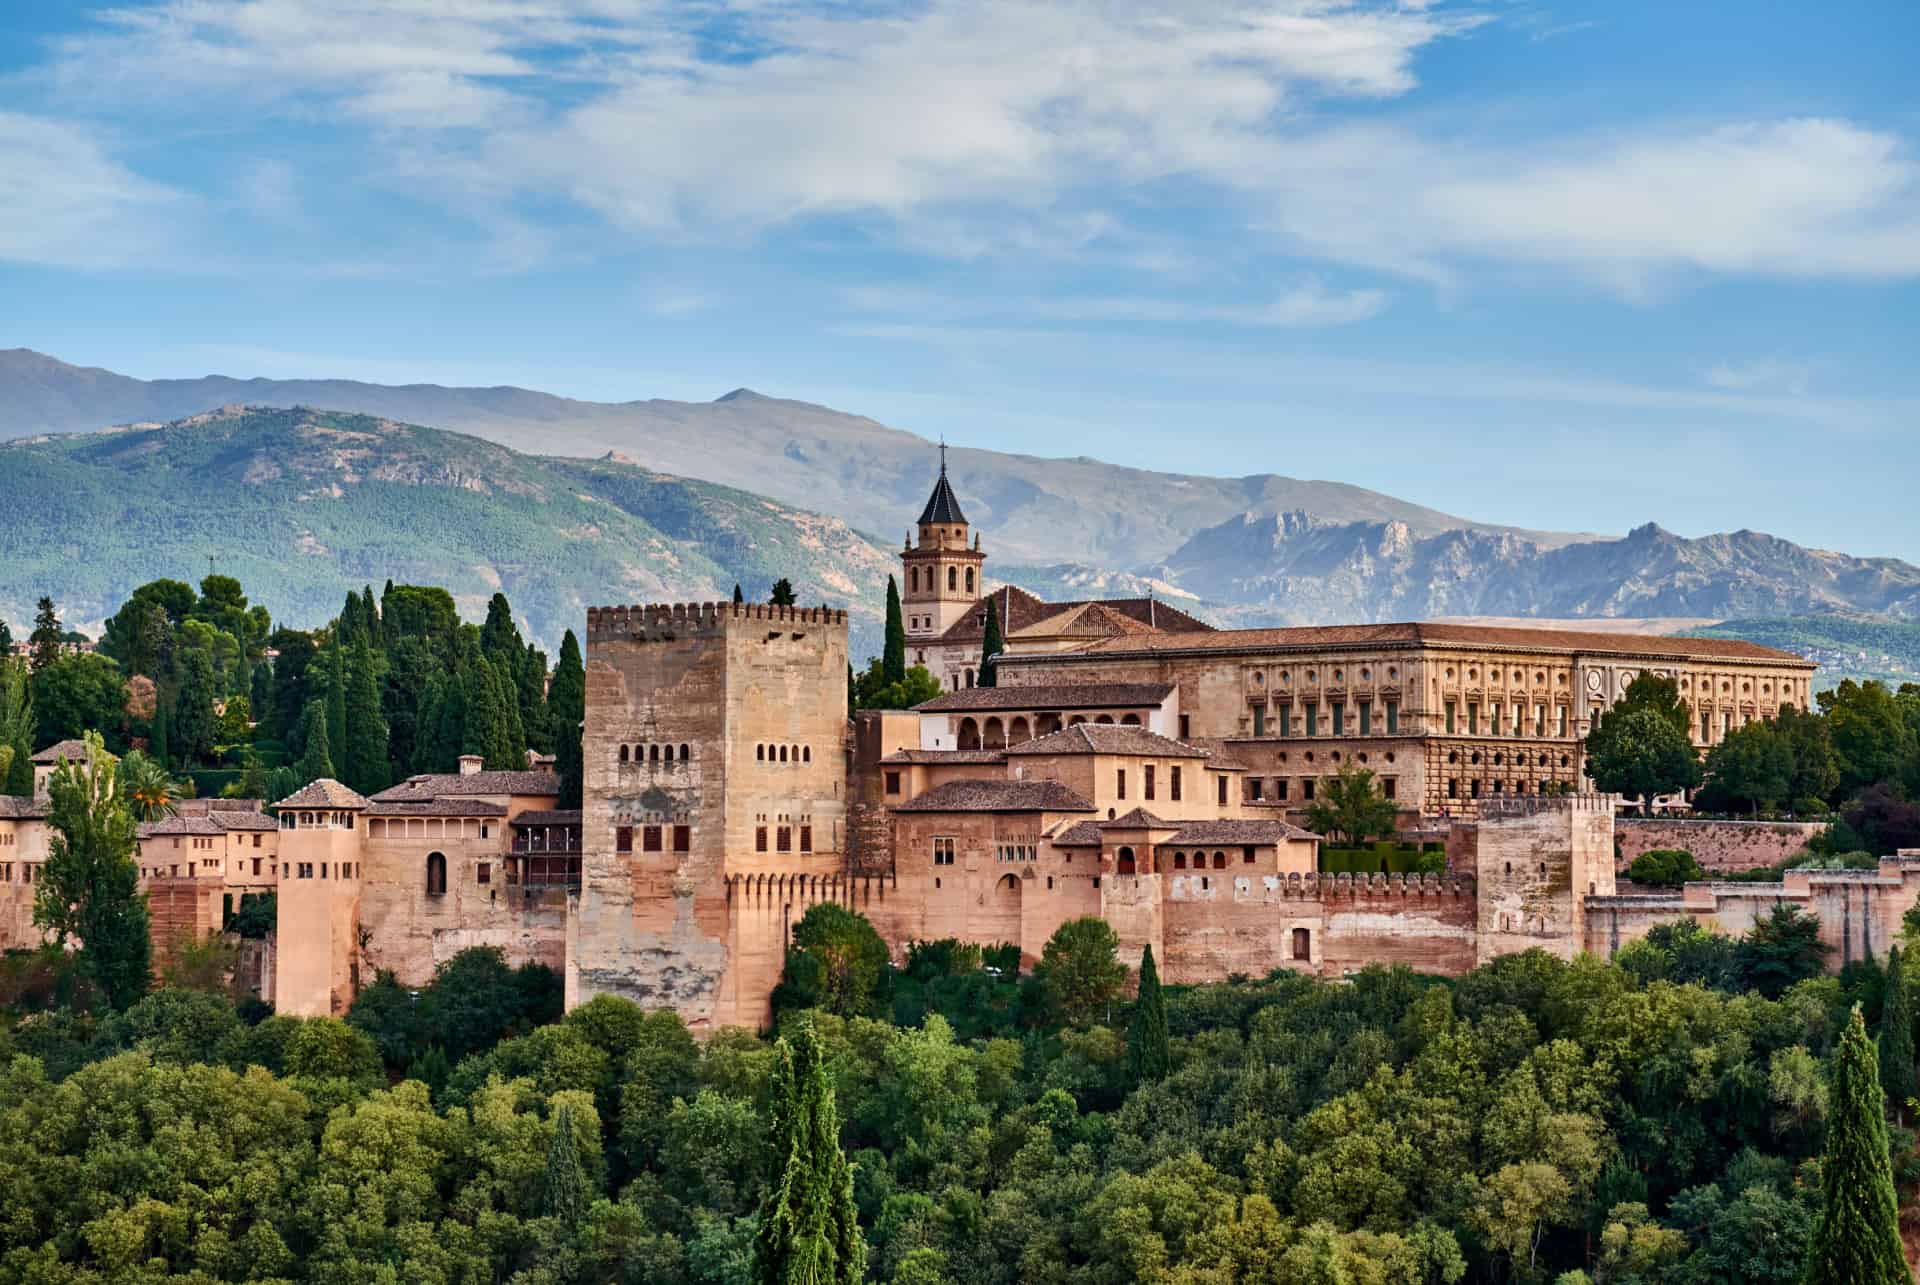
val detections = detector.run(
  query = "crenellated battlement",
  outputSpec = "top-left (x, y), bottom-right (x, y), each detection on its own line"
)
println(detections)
top-left (1169, 870), bottom-right (1476, 901)
top-left (586, 601), bottom-right (850, 642)
top-left (1477, 793), bottom-right (1616, 818)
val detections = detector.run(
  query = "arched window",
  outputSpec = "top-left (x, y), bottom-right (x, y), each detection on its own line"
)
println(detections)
top-left (1120, 713), bottom-right (1141, 726)
top-left (910, 567), bottom-right (919, 592)
top-left (966, 569), bottom-right (974, 593)
top-left (1095, 714), bottom-right (1114, 725)
top-left (1174, 851), bottom-right (1186, 869)
top-left (680, 744), bottom-right (691, 761)
top-left (426, 851), bottom-right (447, 896)
top-left (948, 566), bottom-right (957, 591)
top-left (756, 744), bottom-right (765, 761)
top-left (779, 745), bottom-right (788, 762)
top-left (802, 746), bottom-right (811, 763)
top-left (649, 744), bottom-right (660, 762)
top-left (619, 744), bottom-right (629, 763)
top-left (1117, 846), bottom-right (1136, 876)
top-left (1213, 851), bottom-right (1227, 869)
top-left (958, 718), bottom-right (981, 751)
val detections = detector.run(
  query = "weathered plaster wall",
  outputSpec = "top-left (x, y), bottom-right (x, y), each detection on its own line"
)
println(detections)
top-left (1615, 818), bottom-right (1824, 872)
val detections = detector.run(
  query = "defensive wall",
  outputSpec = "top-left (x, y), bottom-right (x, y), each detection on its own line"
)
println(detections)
top-left (1613, 817), bottom-right (1824, 872)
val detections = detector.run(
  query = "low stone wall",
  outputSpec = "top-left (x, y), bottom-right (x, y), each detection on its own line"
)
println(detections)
top-left (1615, 818), bottom-right (1824, 873)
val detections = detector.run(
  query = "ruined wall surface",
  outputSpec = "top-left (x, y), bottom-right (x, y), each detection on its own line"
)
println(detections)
top-left (1100, 872), bottom-right (1165, 974)
top-left (575, 603), bottom-right (849, 1033)
top-left (145, 878), bottom-right (222, 973)
top-left (358, 828), bottom-right (569, 985)
top-left (1322, 878), bottom-right (1480, 976)
top-left (1474, 795), bottom-right (1615, 963)
top-left (1615, 818), bottom-right (1823, 872)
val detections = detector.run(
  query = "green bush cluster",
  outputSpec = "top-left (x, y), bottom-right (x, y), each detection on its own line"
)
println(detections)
top-left (1320, 840), bottom-right (1447, 875)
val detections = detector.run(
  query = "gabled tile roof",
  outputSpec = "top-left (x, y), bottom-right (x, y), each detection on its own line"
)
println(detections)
top-left (1018, 621), bottom-right (1809, 663)
top-left (892, 779), bottom-right (1096, 814)
top-left (137, 815), bottom-right (226, 838)
top-left (1003, 723), bottom-right (1211, 759)
top-left (511, 809), bottom-right (583, 827)
top-left (366, 799), bottom-right (509, 818)
top-left (914, 682), bottom-right (1174, 713)
top-left (209, 811), bottom-right (280, 832)
top-left (1104, 807), bottom-right (1174, 829)
top-left (936, 585), bottom-right (1213, 648)
top-left (0, 797), bottom-right (48, 820)
top-left (1162, 819), bottom-right (1319, 846)
top-left (371, 770), bottom-right (562, 802)
top-left (30, 739), bottom-right (90, 765)
top-left (275, 779), bottom-right (370, 810)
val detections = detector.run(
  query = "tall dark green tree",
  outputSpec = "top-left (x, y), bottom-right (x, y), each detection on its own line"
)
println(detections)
top-left (883, 576), bottom-right (907, 686)
top-left (978, 596), bottom-right (1003, 688)
top-left (1126, 942), bottom-right (1170, 1086)
top-left (147, 701), bottom-right (170, 771)
top-left (733, 583), bottom-right (745, 605)
top-left (464, 657), bottom-right (518, 771)
top-left (517, 641), bottom-right (551, 755)
top-left (1880, 946), bottom-right (1917, 1122)
top-left (1584, 673), bottom-right (1703, 815)
top-left (35, 733), bottom-right (151, 1010)
top-left (549, 630), bottom-right (585, 808)
top-left (265, 628), bottom-right (317, 741)
top-left (298, 698), bottom-right (336, 784)
top-left (343, 638), bottom-right (390, 796)
top-left (544, 1103), bottom-right (588, 1229)
top-left (337, 589), bottom-right (366, 649)
top-left (29, 596), bottom-right (62, 672)
top-left (172, 646), bottom-right (218, 767)
top-left (770, 579), bottom-right (798, 608)
top-left (753, 1020), bottom-right (867, 1285)
top-left (0, 617), bottom-right (10, 653)
top-left (324, 643), bottom-right (347, 763)
top-left (1802, 1006), bottom-right (1908, 1285)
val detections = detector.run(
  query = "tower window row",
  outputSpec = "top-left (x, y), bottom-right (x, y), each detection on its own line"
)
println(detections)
top-left (619, 743), bottom-right (693, 764)
top-left (756, 744), bottom-right (813, 764)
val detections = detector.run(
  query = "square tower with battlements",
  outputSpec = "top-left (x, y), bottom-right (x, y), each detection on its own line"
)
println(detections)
top-left (571, 601), bottom-right (850, 1030)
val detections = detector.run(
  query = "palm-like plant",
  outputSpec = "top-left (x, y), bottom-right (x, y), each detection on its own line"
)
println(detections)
top-left (119, 749), bottom-right (187, 822)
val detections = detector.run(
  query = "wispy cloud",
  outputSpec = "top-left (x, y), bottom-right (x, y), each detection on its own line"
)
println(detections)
top-left (843, 280), bottom-right (1387, 328)
top-left (0, 111), bottom-right (187, 268)
top-left (1702, 358), bottom-right (1813, 396)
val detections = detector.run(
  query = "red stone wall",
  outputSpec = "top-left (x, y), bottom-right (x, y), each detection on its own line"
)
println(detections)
top-left (1614, 818), bottom-right (1823, 873)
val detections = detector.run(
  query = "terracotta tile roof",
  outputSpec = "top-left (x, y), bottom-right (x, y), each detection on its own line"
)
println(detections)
top-left (1104, 807), bottom-right (1174, 829)
top-left (0, 797), bottom-right (48, 820)
top-left (275, 779), bottom-right (371, 810)
top-left (936, 585), bottom-right (1213, 646)
top-left (915, 682), bottom-right (1174, 712)
top-left (892, 779), bottom-right (1096, 814)
top-left (1003, 723), bottom-right (1211, 759)
top-left (1050, 821), bottom-right (1106, 845)
top-left (365, 799), bottom-right (509, 818)
top-left (209, 811), bottom-right (280, 832)
top-left (511, 809), bottom-right (583, 827)
top-left (1014, 620), bottom-right (1810, 664)
top-left (30, 739), bottom-right (91, 764)
top-left (1161, 819), bottom-right (1319, 846)
top-left (878, 749), bottom-right (1009, 765)
top-left (1184, 738), bottom-right (1252, 771)
top-left (1009, 602), bottom-right (1158, 642)
top-left (371, 770), bottom-right (561, 802)
top-left (137, 815), bottom-right (226, 838)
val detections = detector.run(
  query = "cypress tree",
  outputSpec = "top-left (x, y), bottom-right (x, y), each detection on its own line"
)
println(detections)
top-left (5, 732), bottom-right (31, 797)
top-left (883, 576), bottom-right (907, 685)
top-left (337, 590), bottom-right (363, 649)
top-left (344, 638), bottom-right (390, 795)
top-left (518, 642), bottom-right (551, 754)
top-left (325, 644), bottom-right (347, 762)
top-left (1882, 946), bottom-right (1917, 1122)
top-left (549, 631), bottom-right (585, 809)
top-left (464, 657), bottom-right (515, 770)
top-left (298, 698), bottom-right (336, 784)
top-left (753, 1020), bottom-right (867, 1285)
top-left (1126, 943), bottom-right (1171, 1085)
top-left (544, 1103), bottom-right (588, 1229)
top-left (361, 586), bottom-right (378, 637)
top-left (1803, 1005), bottom-right (1908, 1285)
top-left (480, 592), bottom-right (520, 664)
top-left (413, 675), bottom-right (445, 773)
top-left (978, 596), bottom-right (1004, 688)
top-left (733, 583), bottom-right (745, 605)
top-left (29, 597), bottom-right (62, 673)
top-left (172, 646), bottom-right (218, 766)
top-left (148, 700), bottom-right (171, 771)
top-left (770, 579), bottom-right (797, 607)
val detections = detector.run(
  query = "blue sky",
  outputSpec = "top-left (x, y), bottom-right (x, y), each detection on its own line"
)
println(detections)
top-left (2, 1), bottom-right (1917, 559)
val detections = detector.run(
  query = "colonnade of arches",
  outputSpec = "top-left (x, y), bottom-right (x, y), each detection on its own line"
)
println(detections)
top-left (954, 710), bottom-right (1143, 751)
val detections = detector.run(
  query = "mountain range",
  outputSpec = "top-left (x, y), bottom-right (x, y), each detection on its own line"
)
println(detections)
top-left (4, 348), bottom-right (1920, 668)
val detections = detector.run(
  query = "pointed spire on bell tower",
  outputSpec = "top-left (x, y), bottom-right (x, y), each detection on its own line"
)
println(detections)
top-left (902, 438), bottom-right (985, 640)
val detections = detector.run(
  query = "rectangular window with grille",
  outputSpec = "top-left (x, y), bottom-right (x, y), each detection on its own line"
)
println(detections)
top-left (799, 826), bottom-right (812, 853)
top-left (1386, 701), bottom-right (1399, 733)
top-left (777, 826), bottom-right (792, 852)
top-left (673, 825), bottom-right (691, 852)
top-left (643, 825), bottom-right (662, 852)
top-left (1171, 767), bottom-right (1182, 801)
top-left (933, 837), bottom-right (955, 866)
top-left (1144, 766), bottom-right (1155, 800)
top-left (615, 826), bottom-right (633, 853)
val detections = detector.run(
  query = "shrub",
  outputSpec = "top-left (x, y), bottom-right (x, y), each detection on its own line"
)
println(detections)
top-left (1626, 848), bottom-right (1706, 886)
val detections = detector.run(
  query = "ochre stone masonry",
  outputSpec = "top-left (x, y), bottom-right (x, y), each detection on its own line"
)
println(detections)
top-left (1614, 817), bottom-right (1825, 873)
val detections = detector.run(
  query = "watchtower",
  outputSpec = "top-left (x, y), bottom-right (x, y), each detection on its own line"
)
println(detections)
top-left (901, 445), bottom-right (985, 642)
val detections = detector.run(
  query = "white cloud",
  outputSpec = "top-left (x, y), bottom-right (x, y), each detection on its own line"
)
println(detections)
top-left (0, 112), bottom-right (186, 268)
top-left (843, 280), bottom-right (1387, 327)
top-left (29, 2), bottom-right (1920, 294)
top-left (1703, 359), bottom-right (1812, 396)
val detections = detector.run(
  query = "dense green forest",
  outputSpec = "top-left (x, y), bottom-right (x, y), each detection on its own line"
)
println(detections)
top-left (1687, 616), bottom-right (1920, 691)
top-left (0, 406), bottom-right (894, 655)
top-left (1, 895), bottom-right (1915, 1284)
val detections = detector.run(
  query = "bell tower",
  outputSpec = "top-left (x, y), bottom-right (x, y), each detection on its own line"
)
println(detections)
top-left (901, 443), bottom-right (985, 640)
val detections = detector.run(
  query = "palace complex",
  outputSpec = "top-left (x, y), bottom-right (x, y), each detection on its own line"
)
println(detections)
top-left (3, 460), bottom-right (1910, 1031)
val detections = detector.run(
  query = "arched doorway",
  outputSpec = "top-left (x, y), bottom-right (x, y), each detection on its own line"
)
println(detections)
top-left (983, 717), bottom-right (1006, 750)
top-left (425, 851), bottom-right (447, 896)
top-left (1117, 846), bottom-right (1136, 875)
top-left (958, 718), bottom-right (981, 751)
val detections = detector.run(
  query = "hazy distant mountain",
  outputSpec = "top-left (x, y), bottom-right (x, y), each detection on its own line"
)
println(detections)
top-left (0, 348), bottom-right (1580, 568)
top-left (0, 405), bottom-right (896, 652)
top-left (1151, 511), bottom-right (1920, 623)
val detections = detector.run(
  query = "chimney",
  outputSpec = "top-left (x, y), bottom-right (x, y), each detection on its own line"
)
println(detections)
top-left (457, 754), bottom-right (484, 777)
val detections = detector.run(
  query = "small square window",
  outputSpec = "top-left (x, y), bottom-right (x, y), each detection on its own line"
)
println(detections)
top-left (643, 825), bottom-right (663, 853)
top-left (477, 862), bottom-right (491, 885)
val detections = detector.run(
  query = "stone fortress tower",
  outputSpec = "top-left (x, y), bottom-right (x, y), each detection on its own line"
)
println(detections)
top-left (900, 444), bottom-right (986, 645)
top-left (568, 601), bottom-right (853, 1030)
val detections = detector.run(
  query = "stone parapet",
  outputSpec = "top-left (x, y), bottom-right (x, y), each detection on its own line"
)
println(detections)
top-left (587, 602), bottom-right (849, 643)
